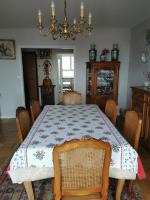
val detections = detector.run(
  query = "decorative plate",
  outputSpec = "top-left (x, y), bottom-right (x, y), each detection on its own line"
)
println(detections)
top-left (141, 51), bottom-right (149, 63)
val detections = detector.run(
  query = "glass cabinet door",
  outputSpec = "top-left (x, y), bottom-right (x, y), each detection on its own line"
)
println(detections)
top-left (86, 65), bottom-right (92, 95)
top-left (96, 69), bottom-right (114, 96)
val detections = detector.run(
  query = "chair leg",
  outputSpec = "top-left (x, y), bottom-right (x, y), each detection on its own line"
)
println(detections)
top-left (128, 180), bottom-right (134, 193)
top-left (115, 179), bottom-right (125, 200)
top-left (24, 181), bottom-right (35, 200)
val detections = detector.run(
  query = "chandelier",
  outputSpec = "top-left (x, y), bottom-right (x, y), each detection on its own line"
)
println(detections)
top-left (37, 0), bottom-right (93, 40)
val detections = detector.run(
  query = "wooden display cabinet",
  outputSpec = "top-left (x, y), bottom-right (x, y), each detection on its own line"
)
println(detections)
top-left (86, 61), bottom-right (120, 111)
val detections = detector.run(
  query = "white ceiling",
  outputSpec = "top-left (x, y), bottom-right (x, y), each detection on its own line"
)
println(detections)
top-left (0, 0), bottom-right (150, 28)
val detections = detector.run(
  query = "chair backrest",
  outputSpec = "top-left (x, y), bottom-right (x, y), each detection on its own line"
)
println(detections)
top-left (30, 100), bottom-right (41, 123)
top-left (105, 99), bottom-right (118, 126)
top-left (16, 109), bottom-right (31, 144)
top-left (124, 110), bottom-right (142, 151)
top-left (16, 106), bottom-right (26, 117)
top-left (53, 138), bottom-right (111, 200)
top-left (62, 91), bottom-right (82, 105)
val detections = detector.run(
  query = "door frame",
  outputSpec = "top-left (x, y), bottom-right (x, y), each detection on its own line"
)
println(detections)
top-left (18, 45), bottom-right (76, 107)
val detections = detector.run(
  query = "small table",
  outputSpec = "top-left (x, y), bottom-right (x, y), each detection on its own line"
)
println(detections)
top-left (38, 85), bottom-right (55, 107)
top-left (9, 105), bottom-right (138, 200)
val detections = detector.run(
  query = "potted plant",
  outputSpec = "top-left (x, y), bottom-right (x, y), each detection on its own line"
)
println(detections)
top-left (100, 48), bottom-right (110, 61)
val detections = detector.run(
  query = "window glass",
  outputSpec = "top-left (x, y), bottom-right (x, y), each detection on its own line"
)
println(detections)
top-left (62, 56), bottom-right (70, 70)
top-left (62, 71), bottom-right (74, 78)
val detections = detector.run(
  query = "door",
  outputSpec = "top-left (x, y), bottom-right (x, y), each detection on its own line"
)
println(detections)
top-left (22, 52), bottom-right (39, 108)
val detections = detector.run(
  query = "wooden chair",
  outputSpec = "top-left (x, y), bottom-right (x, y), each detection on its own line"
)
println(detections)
top-left (53, 138), bottom-right (111, 200)
top-left (62, 92), bottom-right (82, 105)
top-left (123, 110), bottom-right (142, 192)
top-left (16, 106), bottom-right (26, 117)
top-left (105, 99), bottom-right (118, 126)
top-left (30, 100), bottom-right (41, 123)
top-left (123, 110), bottom-right (142, 151)
top-left (16, 109), bottom-right (31, 144)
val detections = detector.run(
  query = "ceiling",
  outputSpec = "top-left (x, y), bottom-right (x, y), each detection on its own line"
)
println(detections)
top-left (0, 0), bottom-right (150, 29)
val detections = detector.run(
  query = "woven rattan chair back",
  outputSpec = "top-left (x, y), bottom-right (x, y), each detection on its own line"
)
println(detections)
top-left (105, 99), bottom-right (118, 126)
top-left (30, 100), bottom-right (41, 123)
top-left (53, 138), bottom-right (111, 200)
top-left (16, 109), bottom-right (31, 144)
top-left (124, 110), bottom-right (142, 151)
top-left (62, 92), bottom-right (82, 105)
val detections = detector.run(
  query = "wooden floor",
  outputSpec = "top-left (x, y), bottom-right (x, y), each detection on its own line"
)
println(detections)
top-left (0, 119), bottom-right (18, 173)
top-left (0, 118), bottom-right (150, 199)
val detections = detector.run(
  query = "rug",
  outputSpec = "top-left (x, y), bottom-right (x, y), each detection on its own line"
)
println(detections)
top-left (0, 170), bottom-right (143, 200)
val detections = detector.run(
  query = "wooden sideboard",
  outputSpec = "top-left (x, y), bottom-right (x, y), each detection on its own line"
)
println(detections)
top-left (131, 86), bottom-right (150, 152)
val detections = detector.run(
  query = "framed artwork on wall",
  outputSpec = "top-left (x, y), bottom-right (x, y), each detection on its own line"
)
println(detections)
top-left (37, 49), bottom-right (52, 59)
top-left (0, 39), bottom-right (16, 59)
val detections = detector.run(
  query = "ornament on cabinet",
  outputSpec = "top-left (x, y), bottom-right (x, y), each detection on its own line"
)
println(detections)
top-left (111, 43), bottom-right (119, 61)
top-left (89, 44), bottom-right (97, 61)
top-left (100, 48), bottom-right (109, 61)
top-left (143, 71), bottom-right (150, 87)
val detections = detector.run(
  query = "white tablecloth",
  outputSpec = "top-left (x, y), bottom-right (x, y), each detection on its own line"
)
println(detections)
top-left (9, 105), bottom-right (138, 183)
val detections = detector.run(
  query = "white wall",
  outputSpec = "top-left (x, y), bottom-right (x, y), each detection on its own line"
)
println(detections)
top-left (0, 27), bottom-right (130, 118)
top-left (127, 18), bottom-right (150, 106)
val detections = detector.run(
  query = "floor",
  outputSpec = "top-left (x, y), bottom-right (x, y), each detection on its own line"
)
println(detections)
top-left (0, 119), bottom-right (18, 173)
top-left (0, 118), bottom-right (150, 199)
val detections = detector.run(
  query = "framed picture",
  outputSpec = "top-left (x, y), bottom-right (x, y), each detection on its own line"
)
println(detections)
top-left (0, 39), bottom-right (16, 59)
top-left (37, 49), bottom-right (52, 59)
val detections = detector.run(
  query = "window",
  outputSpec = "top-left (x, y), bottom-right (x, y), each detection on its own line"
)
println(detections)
top-left (58, 54), bottom-right (74, 93)
top-left (62, 56), bottom-right (74, 78)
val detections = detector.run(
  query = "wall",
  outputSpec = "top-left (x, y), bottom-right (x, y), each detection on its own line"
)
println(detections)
top-left (0, 27), bottom-right (130, 118)
top-left (127, 18), bottom-right (150, 106)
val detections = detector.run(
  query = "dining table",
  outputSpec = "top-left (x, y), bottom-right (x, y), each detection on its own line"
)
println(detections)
top-left (9, 104), bottom-right (139, 200)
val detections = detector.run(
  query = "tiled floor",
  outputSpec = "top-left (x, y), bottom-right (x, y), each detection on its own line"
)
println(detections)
top-left (0, 118), bottom-right (150, 199)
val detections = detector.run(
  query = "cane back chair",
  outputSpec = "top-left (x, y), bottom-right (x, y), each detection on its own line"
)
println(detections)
top-left (53, 138), bottom-right (111, 200)
top-left (62, 91), bottom-right (82, 105)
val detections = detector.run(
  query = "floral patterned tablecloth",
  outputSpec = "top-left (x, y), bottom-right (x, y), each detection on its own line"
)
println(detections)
top-left (10, 105), bottom-right (138, 174)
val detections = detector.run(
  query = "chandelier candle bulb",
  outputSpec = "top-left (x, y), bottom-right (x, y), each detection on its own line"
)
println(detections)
top-left (73, 18), bottom-right (77, 25)
top-left (38, 9), bottom-right (42, 25)
top-left (51, 0), bottom-right (55, 17)
top-left (80, 2), bottom-right (84, 18)
top-left (88, 12), bottom-right (92, 25)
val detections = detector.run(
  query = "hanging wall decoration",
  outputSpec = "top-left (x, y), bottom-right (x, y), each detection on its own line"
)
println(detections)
top-left (0, 39), bottom-right (16, 59)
